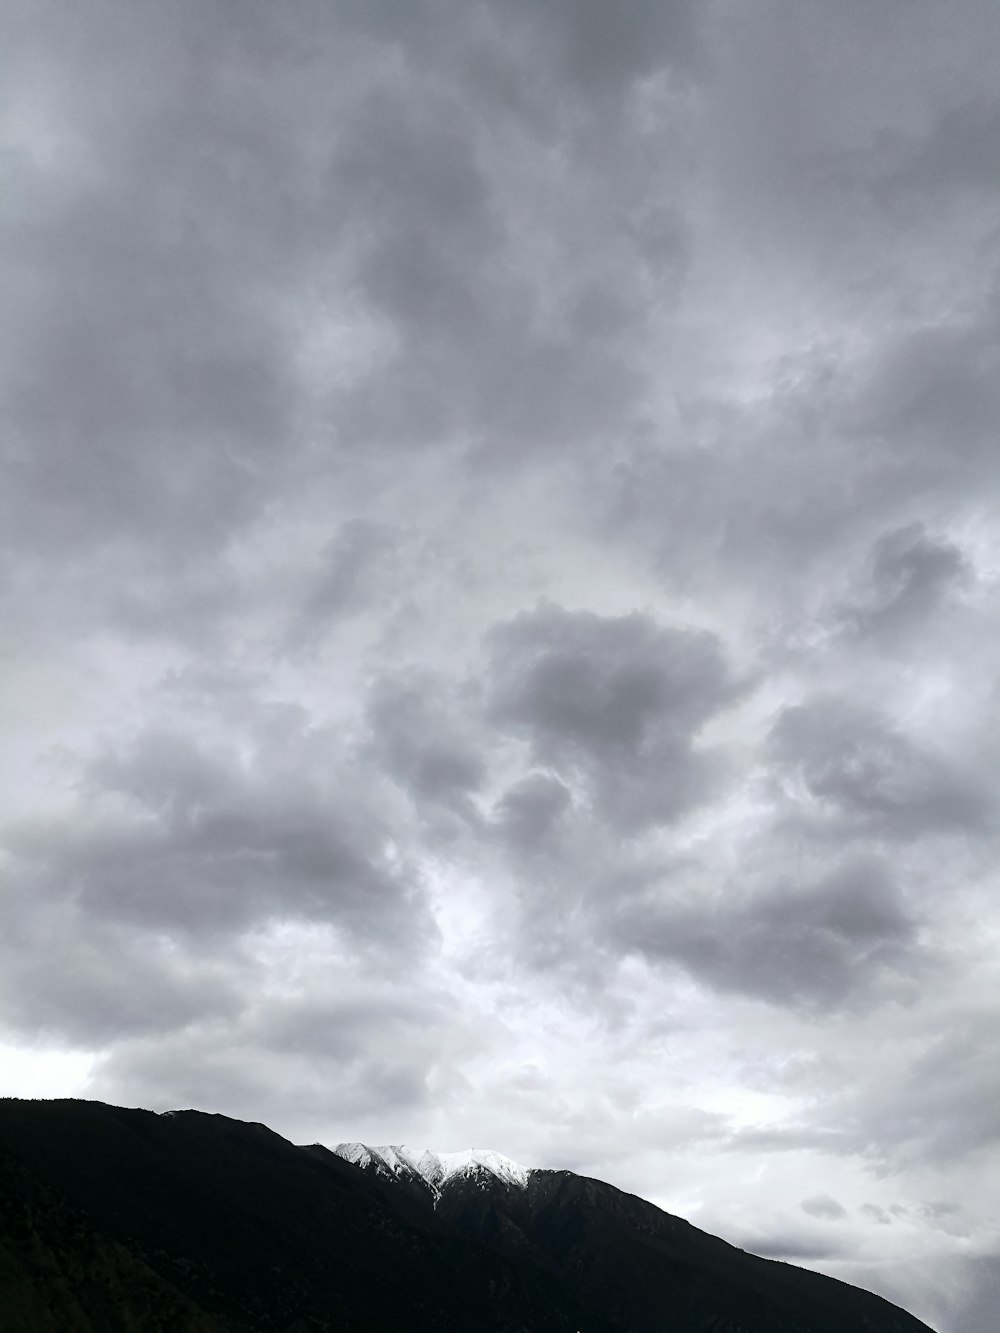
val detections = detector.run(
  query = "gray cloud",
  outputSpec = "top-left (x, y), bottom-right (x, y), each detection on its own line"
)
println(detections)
top-left (506, 0), bottom-right (703, 91)
top-left (837, 523), bottom-right (972, 644)
top-left (487, 604), bottom-right (739, 830)
top-left (921, 1200), bottom-right (962, 1222)
top-left (893, 95), bottom-right (1000, 195)
top-left (491, 771), bottom-right (574, 854)
top-left (855, 1016), bottom-right (1000, 1165)
top-left (0, 714), bottom-right (433, 1049)
top-left (86, 1020), bottom-right (437, 1136)
top-left (732, 1230), bottom-right (853, 1263)
top-left (254, 992), bottom-right (453, 1063)
top-left (730, 1011), bottom-right (1000, 1175)
top-left (365, 670), bottom-right (486, 817)
top-left (285, 520), bottom-right (402, 652)
top-left (614, 857), bottom-right (921, 1010)
top-left (845, 316), bottom-right (1000, 465)
top-left (767, 695), bottom-right (990, 839)
top-left (0, 909), bottom-right (243, 1046)
top-left (3, 5), bottom-right (1000, 1329)
top-left (67, 727), bottom-right (422, 942)
top-left (3, 4), bottom-right (309, 562)
top-left (945, 1256), bottom-right (1000, 1333)
top-left (801, 1194), bottom-right (848, 1221)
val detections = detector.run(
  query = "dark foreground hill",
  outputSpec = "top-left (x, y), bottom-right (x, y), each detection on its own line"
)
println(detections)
top-left (0, 1098), bottom-right (934, 1333)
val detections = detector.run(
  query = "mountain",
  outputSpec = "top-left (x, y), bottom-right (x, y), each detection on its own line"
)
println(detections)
top-left (0, 1099), bottom-right (935, 1333)
top-left (329, 1143), bottom-right (531, 1206)
top-left (334, 1141), bottom-right (934, 1333)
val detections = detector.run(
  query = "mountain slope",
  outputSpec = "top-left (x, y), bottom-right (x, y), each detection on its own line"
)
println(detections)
top-left (0, 1100), bottom-right (935, 1333)
top-left (0, 1098), bottom-right (616, 1333)
top-left (337, 1140), bottom-right (935, 1333)
top-left (443, 1165), bottom-right (931, 1333)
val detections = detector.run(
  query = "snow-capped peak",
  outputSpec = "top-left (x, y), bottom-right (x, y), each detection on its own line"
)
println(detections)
top-left (332, 1142), bottom-right (532, 1196)
top-left (423, 1147), bottom-right (531, 1189)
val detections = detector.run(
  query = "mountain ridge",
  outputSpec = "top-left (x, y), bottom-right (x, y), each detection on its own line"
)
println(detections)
top-left (0, 1098), bottom-right (936, 1333)
top-left (332, 1142), bottom-right (533, 1196)
top-left (338, 1136), bottom-right (935, 1333)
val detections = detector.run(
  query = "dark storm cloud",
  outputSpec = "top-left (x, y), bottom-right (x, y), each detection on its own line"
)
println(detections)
top-left (0, 0), bottom-right (707, 1060)
top-left (596, 417), bottom-right (880, 607)
top-left (326, 85), bottom-right (507, 449)
top-left (83, 972), bottom-right (473, 1133)
top-left (0, 0), bottom-right (698, 674)
top-left (2, 968), bottom-right (437, 1134)
top-left (2, 1), bottom-right (318, 562)
top-left (600, 324), bottom-right (997, 620)
top-left (88, 1020), bottom-right (436, 1131)
top-left (285, 520), bottom-right (401, 652)
top-left (845, 314), bottom-right (1000, 466)
top-left (767, 695), bottom-right (990, 840)
top-left (837, 523), bottom-right (972, 644)
top-left (0, 907), bottom-right (242, 1046)
top-left (365, 671), bottom-right (486, 812)
top-left (327, 73), bottom-right (652, 462)
top-left (69, 726), bottom-right (426, 942)
top-left (3, 5), bottom-right (1000, 1328)
top-left (295, 0), bottom-right (693, 466)
top-left (0, 0), bottom-right (696, 675)
top-left (487, 604), bottom-right (740, 830)
top-left (336, 90), bottom-right (497, 332)
top-left (0, 5), bottom-right (435, 562)
top-left (491, 771), bottom-right (574, 853)
top-left (503, 0), bottom-right (703, 92)
top-left (614, 857), bottom-right (921, 1010)
top-left (254, 992), bottom-right (453, 1062)
top-left (0, 716), bottom-right (433, 1047)
top-left (584, 64), bottom-right (1000, 606)
top-left (892, 95), bottom-right (1000, 195)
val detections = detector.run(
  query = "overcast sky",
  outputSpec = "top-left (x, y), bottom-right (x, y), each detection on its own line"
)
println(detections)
top-left (3, 2), bottom-right (1000, 1329)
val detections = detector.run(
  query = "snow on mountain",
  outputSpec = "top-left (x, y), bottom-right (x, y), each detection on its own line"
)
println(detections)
top-left (427, 1148), bottom-right (531, 1189)
top-left (333, 1142), bottom-right (532, 1197)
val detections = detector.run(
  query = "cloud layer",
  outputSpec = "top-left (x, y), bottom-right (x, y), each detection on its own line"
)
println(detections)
top-left (3, 3), bottom-right (1000, 1329)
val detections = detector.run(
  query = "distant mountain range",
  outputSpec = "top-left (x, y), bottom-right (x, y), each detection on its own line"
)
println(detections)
top-left (0, 1098), bottom-right (935, 1332)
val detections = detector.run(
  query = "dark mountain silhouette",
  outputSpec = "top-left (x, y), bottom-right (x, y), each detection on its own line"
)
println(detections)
top-left (438, 1163), bottom-right (930, 1333)
top-left (0, 1098), bottom-right (935, 1332)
